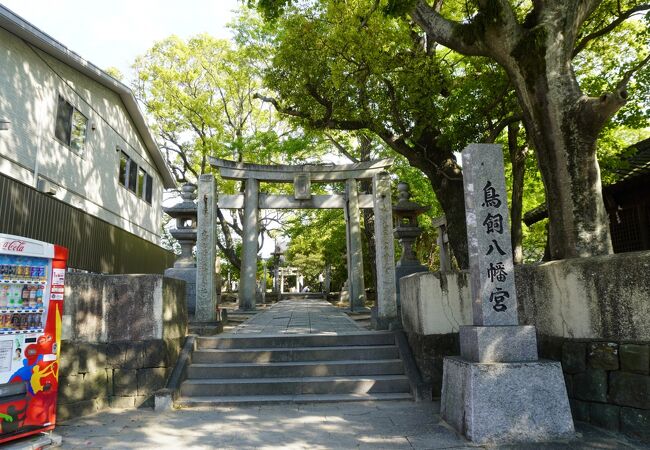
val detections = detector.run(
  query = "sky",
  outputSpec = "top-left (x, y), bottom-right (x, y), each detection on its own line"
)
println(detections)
top-left (1, 0), bottom-right (241, 79)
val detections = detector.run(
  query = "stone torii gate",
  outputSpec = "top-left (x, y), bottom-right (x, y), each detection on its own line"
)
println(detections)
top-left (195, 157), bottom-right (398, 329)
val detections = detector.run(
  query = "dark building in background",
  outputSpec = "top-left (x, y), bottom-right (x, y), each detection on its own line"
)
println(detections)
top-left (524, 137), bottom-right (650, 255)
top-left (605, 138), bottom-right (650, 253)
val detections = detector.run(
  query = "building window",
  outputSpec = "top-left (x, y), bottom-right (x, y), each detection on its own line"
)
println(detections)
top-left (137, 167), bottom-right (146, 198)
top-left (118, 149), bottom-right (153, 204)
top-left (118, 151), bottom-right (129, 186)
top-left (145, 173), bottom-right (153, 204)
top-left (55, 96), bottom-right (87, 152)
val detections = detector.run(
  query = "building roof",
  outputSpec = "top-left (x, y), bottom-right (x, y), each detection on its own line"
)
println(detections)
top-left (0, 5), bottom-right (176, 189)
top-left (613, 137), bottom-right (650, 181)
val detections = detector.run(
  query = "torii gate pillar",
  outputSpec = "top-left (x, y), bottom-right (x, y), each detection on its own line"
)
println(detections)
top-left (346, 178), bottom-right (365, 310)
top-left (239, 178), bottom-right (259, 310)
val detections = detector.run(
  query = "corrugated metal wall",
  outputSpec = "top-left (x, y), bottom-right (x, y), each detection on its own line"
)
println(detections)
top-left (0, 173), bottom-right (176, 273)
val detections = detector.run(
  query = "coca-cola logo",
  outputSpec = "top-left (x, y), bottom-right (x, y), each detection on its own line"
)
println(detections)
top-left (2, 240), bottom-right (26, 252)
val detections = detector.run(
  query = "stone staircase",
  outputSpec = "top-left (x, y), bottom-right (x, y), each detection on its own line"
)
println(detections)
top-left (176, 331), bottom-right (413, 406)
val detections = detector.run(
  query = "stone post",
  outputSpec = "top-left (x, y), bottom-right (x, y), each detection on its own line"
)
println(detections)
top-left (195, 175), bottom-right (217, 322)
top-left (239, 177), bottom-right (259, 310)
top-left (261, 260), bottom-right (267, 304)
top-left (343, 207), bottom-right (352, 305)
top-left (280, 272), bottom-right (285, 294)
top-left (324, 265), bottom-right (331, 294)
top-left (372, 172), bottom-right (397, 329)
top-left (440, 144), bottom-right (574, 444)
top-left (346, 178), bottom-right (365, 310)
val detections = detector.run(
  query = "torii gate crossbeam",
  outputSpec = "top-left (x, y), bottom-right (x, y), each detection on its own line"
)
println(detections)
top-left (195, 158), bottom-right (398, 330)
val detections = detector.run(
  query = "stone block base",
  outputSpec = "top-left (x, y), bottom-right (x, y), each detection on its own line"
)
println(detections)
top-left (370, 306), bottom-right (399, 330)
top-left (441, 356), bottom-right (574, 444)
top-left (460, 325), bottom-right (538, 362)
top-left (189, 320), bottom-right (224, 336)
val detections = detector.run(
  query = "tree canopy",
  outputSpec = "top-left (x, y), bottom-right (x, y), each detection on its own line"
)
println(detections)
top-left (248, 0), bottom-right (649, 262)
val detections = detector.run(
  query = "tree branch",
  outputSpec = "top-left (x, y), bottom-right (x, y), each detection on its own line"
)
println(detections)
top-left (615, 53), bottom-right (650, 93)
top-left (573, 0), bottom-right (607, 35)
top-left (578, 52), bottom-right (648, 137)
top-left (324, 133), bottom-right (359, 163)
top-left (254, 92), bottom-right (371, 130)
top-left (215, 207), bottom-right (241, 269)
top-left (573, 4), bottom-right (650, 57)
top-left (485, 115), bottom-right (522, 143)
top-left (411, 0), bottom-right (489, 57)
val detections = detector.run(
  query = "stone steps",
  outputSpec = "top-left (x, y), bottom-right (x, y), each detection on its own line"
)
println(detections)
top-left (192, 345), bottom-right (400, 363)
top-left (196, 331), bottom-right (395, 349)
top-left (179, 331), bottom-right (413, 405)
top-left (188, 359), bottom-right (406, 379)
top-left (175, 392), bottom-right (413, 407)
top-left (181, 375), bottom-right (410, 396)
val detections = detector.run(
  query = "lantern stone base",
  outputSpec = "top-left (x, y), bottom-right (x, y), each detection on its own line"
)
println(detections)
top-left (164, 267), bottom-right (197, 315)
top-left (440, 356), bottom-right (574, 444)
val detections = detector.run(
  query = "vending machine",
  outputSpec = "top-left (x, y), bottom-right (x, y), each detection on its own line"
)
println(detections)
top-left (0, 233), bottom-right (67, 444)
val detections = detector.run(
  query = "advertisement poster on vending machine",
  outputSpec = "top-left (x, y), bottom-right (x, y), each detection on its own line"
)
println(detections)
top-left (0, 234), bottom-right (67, 444)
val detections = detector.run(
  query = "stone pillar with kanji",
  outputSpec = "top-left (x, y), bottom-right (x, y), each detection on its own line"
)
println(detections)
top-left (439, 144), bottom-right (574, 444)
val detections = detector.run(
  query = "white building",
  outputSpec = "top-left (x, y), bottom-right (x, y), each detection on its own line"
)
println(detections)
top-left (0, 5), bottom-right (177, 272)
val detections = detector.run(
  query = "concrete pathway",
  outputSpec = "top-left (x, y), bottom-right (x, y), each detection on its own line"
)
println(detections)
top-left (55, 400), bottom-right (647, 449)
top-left (228, 299), bottom-right (362, 335)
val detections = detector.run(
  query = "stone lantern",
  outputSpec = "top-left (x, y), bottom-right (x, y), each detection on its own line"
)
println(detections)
top-left (164, 183), bottom-right (198, 267)
top-left (392, 181), bottom-right (430, 312)
top-left (164, 183), bottom-right (198, 314)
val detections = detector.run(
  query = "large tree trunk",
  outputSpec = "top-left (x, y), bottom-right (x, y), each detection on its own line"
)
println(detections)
top-left (427, 161), bottom-right (468, 269)
top-left (502, 28), bottom-right (614, 259)
top-left (402, 139), bottom-right (468, 269)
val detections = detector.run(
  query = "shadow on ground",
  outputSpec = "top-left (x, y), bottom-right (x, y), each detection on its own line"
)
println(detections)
top-left (55, 400), bottom-right (648, 450)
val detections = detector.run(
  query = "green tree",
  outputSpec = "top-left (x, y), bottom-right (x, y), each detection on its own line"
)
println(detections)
top-left (132, 34), bottom-right (328, 269)
top-left (409, 0), bottom-right (649, 260)
top-left (243, 1), bottom-right (518, 268)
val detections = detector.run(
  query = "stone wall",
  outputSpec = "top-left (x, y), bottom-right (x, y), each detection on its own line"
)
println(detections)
top-left (538, 336), bottom-right (649, 441)
top-left (400, 251), bottom-right (650, 440)
top-left (57, 273), bottom-right (187, 420)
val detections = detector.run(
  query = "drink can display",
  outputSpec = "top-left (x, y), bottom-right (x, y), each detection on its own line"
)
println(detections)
top-left (38, 266), bottom-right (46, 282)
top-left (28, 287), bottom-right (36, 308)
top-left (35, 286), bottom-right (44, 308)
top-left (0, 286), bottom-right (8, 307)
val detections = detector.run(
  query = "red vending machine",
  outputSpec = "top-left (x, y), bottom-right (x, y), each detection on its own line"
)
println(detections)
top-left (0, 233), bottom-right (67, 444)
